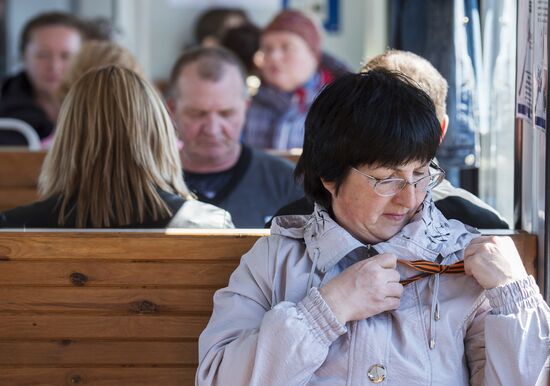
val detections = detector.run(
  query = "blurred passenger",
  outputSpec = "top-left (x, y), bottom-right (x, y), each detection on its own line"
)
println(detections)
top-left (38, 40), bottom-right (143, 148)
top-left (220, 22), bottom-right (262, 95)
top-left (221, 22), bottom-right (260, 76)
top-left (168, 47), bottom-right (303, 227)
top-left (81, 16), bottom-right (121, 41)
top-left (268, 50), bottom-right (509, 229)
top-left (194, 7), bottom-right (249, 47)
top-left (0, 12), bottom-right (84, 145)
top-left (0, 66), bottom-right (233, 228)
top-left (57, 40), bottom-right (143, 103)
top-left (242, 9), bottom-right (349, 150)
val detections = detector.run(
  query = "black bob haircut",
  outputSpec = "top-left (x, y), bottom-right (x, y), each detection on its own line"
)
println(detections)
top-left (295, 69), bottom-right (441, 210)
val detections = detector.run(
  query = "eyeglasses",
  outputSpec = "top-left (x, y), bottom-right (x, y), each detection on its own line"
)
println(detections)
top-left (351, 162), bottom-right (445, 197)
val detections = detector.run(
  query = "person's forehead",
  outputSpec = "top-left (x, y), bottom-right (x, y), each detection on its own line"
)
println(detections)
top-left (366, 160), bottom-right (429, 172)
top-left (28, 25), bottom-right (82, 41)
top-left (26, 26), bottom-right (82, 52)
top-left (177, 64), bottom-right (246, 99)
top-left (261, 30), bottom-right (306, 45)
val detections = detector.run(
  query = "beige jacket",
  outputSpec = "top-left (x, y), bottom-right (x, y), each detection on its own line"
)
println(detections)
top-left (197, 195), bottom-right (550, 386)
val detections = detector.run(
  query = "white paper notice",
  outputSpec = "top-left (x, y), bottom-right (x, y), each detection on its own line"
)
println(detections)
top-left (533, 0), bottom-right (547, 131)
top-left (516, 0), bottom-right (533, 124)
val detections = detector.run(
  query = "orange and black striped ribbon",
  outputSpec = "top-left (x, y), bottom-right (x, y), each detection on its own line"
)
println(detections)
top-left (398, 258), bottom-right (465, 286)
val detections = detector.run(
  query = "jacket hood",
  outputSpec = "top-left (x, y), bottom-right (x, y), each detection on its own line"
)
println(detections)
top-left (271, 192), bottom-right (480, 273)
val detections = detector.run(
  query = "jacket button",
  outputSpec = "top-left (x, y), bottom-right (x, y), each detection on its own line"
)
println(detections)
top-left (367, 364), bottom-right (386, 383)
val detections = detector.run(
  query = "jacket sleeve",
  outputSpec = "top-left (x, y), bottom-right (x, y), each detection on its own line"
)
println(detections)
top-left (196, 237), bottom-right (346, 386)
top-left (466, 276), bottom-right (550, 385)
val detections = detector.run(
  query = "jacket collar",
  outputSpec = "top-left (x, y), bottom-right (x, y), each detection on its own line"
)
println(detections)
top-left (271, 193), bottom-right (479, 272)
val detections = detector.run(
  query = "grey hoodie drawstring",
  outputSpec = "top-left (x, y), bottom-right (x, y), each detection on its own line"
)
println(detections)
top-left (428, 273), bottom-right (441, 349)
top-left (307, 248), bottom-right (320, 291)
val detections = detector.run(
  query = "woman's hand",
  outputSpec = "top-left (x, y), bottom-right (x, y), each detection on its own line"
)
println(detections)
top-left (464, 236), bottom-right (528, 289)
top-left (319, 253), bottom-right (403, 324)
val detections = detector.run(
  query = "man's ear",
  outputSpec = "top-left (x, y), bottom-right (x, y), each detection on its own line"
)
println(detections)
top-left (440, 114), bottom-right (449, 143)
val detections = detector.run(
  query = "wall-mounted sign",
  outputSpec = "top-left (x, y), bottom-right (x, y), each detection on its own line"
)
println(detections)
top-left (282, 0), bottom-right (340, 32)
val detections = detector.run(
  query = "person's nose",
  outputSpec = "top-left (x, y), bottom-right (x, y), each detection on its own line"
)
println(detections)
top-left (50, 55), bottom-right (64, 75)
top-left (266, 48), bottom-right (283, 63)
top-left (203, 113), bottom-right (221, 135)
top-left (392, 182), bottom-right (417, 209)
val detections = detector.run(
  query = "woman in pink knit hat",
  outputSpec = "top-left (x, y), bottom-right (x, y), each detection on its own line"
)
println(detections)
top-left (241, 9), bottom-right (349, 150)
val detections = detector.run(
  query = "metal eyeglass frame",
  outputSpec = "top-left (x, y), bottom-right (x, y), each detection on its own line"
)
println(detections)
top-left (350, 161), bottom-right (446, 197)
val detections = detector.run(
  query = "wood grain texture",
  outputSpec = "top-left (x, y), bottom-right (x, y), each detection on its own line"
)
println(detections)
top-left (265, 149), bottom-right (302, 164)
top-left (0, 151), bottom-right (46, 187)
top-left (0, 341), bottom-right (197, 365)
top-left (0, 367), bottom-right (195, 386)
top-left (489, 231), bottom-right (538, 277)
top-left (0, 229), bottom-right (538, 386)
top-left (0, 260), bottom-right (237, 286)
top-left (0, 188), bottom-right (40, 212)
top-left (0, 231), bottom-right (266, 261)
top-left (0, 287), bottom-right (218, 313)
top-left (0, 315), bottom-right (209, 339)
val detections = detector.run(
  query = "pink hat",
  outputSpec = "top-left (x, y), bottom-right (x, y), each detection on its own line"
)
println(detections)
top-left (263, 9), bottom-right (321, 58)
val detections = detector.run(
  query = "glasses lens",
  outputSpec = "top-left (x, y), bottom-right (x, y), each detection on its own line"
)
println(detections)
top-left (375, 179), bottom-right (405, 196)
top-left (428, 172), bottom-right (444, 189)
top-left (414, 174), bottom-right (432, 191)
top-left (371, 169), bottom-right (445, 197)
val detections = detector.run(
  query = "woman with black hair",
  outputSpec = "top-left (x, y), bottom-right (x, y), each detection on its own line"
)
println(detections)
top-left (197, 69), bottom-right (549, 385)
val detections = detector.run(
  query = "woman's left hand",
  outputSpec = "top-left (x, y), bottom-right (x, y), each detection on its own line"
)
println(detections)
top-left (463, 236), bottom-right (528, 289)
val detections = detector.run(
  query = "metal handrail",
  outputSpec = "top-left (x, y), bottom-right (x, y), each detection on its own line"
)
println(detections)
top-left (0, 118), bottom-right (41, 150)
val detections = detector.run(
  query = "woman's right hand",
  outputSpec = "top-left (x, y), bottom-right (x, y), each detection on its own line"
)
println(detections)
top-left (319, 253), bottom-right (403, 324)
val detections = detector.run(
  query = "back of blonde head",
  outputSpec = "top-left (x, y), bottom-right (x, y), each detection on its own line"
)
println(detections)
top-left (58, 40), bottom-right (143, 101)
top-left (40, 65), bottom-right (192, 227)
top-left (362, 50), bottom-right (448, 123)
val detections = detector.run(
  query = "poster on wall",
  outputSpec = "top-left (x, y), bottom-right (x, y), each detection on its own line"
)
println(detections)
top-left (516, 0), bottom-right (548, 132)
top-left (282, 0), bottom-right (340, 32)
top-left (516, 0), bottom-right (533, 124)
top-left (533, 0), bottom-right (548, 132)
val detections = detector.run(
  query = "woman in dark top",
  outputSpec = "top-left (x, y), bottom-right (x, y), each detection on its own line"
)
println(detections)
top-left (0, 65), bottom-right (233, 228)
top-left (0, 12), bottom-right (84, 145)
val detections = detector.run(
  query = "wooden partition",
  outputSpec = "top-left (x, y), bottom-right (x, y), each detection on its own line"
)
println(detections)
top-left (4, 149), bottom-right (298, 213)
top-left (0, 229), bottom-right (268, 386)
top-left (0, 229), bottom-right (537, 385)
top-left (0, 150), bottom-right (46, 212)
top-left (266, 148), bottom-right (302, 164)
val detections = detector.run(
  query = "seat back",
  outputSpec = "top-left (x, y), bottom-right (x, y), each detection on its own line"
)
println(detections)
top-left (0, 150), bottom-right (46, 212)
top-left (0, 229), bottom-right (538, 386)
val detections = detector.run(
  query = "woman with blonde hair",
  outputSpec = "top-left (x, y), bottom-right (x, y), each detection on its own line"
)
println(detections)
top-left (40, 40), bottom-right (144, 148)
top-left (0, 65), bottom-right (233, 228)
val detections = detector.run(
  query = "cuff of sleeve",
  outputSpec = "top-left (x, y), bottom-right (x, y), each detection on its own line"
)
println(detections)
top-left (486, 275), bottom-right (543, 315)
top-left (297, 287), bottom-right (347, 346)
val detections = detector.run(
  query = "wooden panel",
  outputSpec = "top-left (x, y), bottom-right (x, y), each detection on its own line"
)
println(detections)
top-left (0, 315), bottom-right (209, 339)
top-left (0, 150), bottom-right (46, 187)
top-left (0, 367), bottom-right (195, 386)
top-left (266, 149), bottom-right (302, 164)
top-left (0, 230), bottom-right (538, 386)
top-left (0, 288), bottom-right (217, 313)
top-left (0, 340), bottom-right (197, 365)
top-left (0, 188), bottom-right (40, 212)
top-left (508, 232), bottom-right (538, 277)
top-left (0, 231), bottom-right (267, 261)
top-left (0, 260), bottom-right (237, 286)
